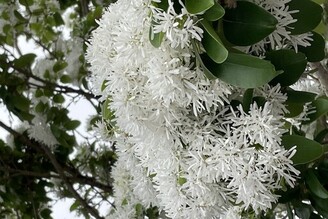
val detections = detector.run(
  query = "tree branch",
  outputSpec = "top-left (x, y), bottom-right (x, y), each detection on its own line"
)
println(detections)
top-left (0, 120), bottom-right (104, 219)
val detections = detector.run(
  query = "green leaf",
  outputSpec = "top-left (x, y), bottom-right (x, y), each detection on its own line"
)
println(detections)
top-left (185, 0), bottom-right (214, 14)
top-left (203, 2), bottom-right (225, 21)
top-left (298, 32), bottom-right (325, 62)
top-left (201, 52), bottom-right (277, 88)
top-left (192, 41), bottom-right (217, 80)
top-left (243, 89), bottom-right (254, 112)
top-left (282, 135), bottom-right (323, 165)
top-left (53, 94), bottom-right (65, 104)
top-left (53, 61), bottom-right (67, 73)
top-left (60, 75), bottom-right (72, 83)
top-left (69, 201), bottom-right (80, 212)
top-left (178, 177), bottom-right (187, 186)
top-left (312, 195), bottom-right (328, 218)
top-left (12, 95), bottom-right (30, 112)
top-left (14, 10), bottom-right (26, 22)
top-left (64, 120), bottom-right (81, 130)
top-left (200, 20), bottom-right (228, 64)
top-left (13, 53), bottom-right (36, 69)
top-left (266, 49), bottom-right (307, 87)
top-left (287, 0), bottom-right (323, 35)
top-left (103, 99), bottom-right (114, 120)
top-left (223, 1), bottom-right (278, 46)
top-left (19, 0), bottom-right (33, 6)
top-left (53, 12), bottom-right (65, 26)
top-left (308, 96), bottom-right (328, 123)
top-left (40, 208), bottom-right (52, 218)
top-left (305, 169), bottom-right (328, 199)
top-left (149, 25), bottom-right (164, 48)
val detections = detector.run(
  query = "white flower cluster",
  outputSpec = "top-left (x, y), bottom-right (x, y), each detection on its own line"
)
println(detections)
top-left (244, 0), bottom-right (312, 54)
top-left (86, 0), bottom-right (299, 218)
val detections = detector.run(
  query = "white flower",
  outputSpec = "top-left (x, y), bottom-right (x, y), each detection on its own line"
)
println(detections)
top-left (87, 0), bottom-right (299, 217)
top-left (28, 114), bottom-right (58, 147)
top-left (150, 0), bottom-right (203, 48)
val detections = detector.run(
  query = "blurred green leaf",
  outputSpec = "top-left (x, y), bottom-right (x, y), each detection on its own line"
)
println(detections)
top-left (53, 94), bottom-right (65, 104)
top-left (305, 169), bottom-right (328, 199)
top-left (13, 53), bottom-right (36, 69)
top-left (64, 120), bottom-right (81, 130)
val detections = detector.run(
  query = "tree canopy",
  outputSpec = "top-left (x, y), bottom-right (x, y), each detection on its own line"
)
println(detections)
top-left (0, 0), bottom-right (328, 218)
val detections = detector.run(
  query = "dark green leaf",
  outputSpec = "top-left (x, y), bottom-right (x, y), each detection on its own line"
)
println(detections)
top-left (282, 135), bottom-right (323, 165)
top-left (203, 2), bottom-right (225, 21)
top-left (299, 32), bottom-right (325, 62)
top-left (284, 89), bottom-right (316, 118)
top-left (53, 12), bottom-right (65, 26)
top-left (308, 96), bottom-right (328, 123)
top-left (40, 208), bottom-right (52, 218)
top-left (185, 0), bottom-right (214, 14)
top-left (305, 169), bottom-right (328, 199)
top-left (266, 49), bottom-right (307, 87)
top-left (201, 52), bottom-right (277, 88)
top-left (13, 53), bottom-right (36, 69)
top-left (193, 41), bottom-right (217, 80)
top-left (200, 20), bottom-right (228, 64)
top-left (12, 95), bottom-right (30, 111)
top-left (14, 10), bottom-right (26, 22)
top-left (223, 1), bottom-right (278, 46)
top-left (53, 94), bottom-right (65, 104)
top-left (295, 204), bottom-right (311, 219)
top-left (60, 75), bottom-right (72, 83)
top-left (243, 89), bottom-right (254, 112)
top-left (64, 120), bottom-right (81, 130)
top-left (287, 0), bottom-right (323, 35)
top-left (19, 0), bottom-right (33, 6)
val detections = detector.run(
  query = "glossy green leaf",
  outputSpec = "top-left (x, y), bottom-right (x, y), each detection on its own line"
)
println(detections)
top-left (299, 32), bottom-right (325, 62)
top-left (13, 53), bottom-right (36, 69)
top-left (203, 3), bottom-right (225, 21)
top-left (308, 96), bottom-right (328, 123)
top-left (185, 0), bottom-right (214, 14)
top-left (305, 169), bottom-right (328, 199)
top-left (223, 1), bottom-right (278, 46)
top-left (287, 0), bottom-right (323, 35)
top-left (282, 135), bottom-right (323, 165)
top-left (201, 53), bottom-right (277, 88)
top-left (200, 20), bottom-right (228, 64)
top-left (266, 49), bottom-right (307, 87)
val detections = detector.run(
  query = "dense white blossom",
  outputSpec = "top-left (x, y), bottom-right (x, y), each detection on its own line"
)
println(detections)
top-left (87, 0), bottom-right (300, 218)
